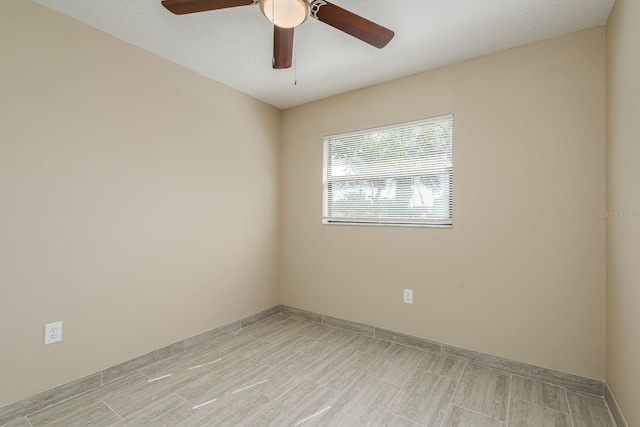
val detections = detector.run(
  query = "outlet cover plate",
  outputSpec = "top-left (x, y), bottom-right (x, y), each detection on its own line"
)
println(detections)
top-left (44, 321), bottom-right (62, 345)
top-left (404, 289), bottom-right (413, 304)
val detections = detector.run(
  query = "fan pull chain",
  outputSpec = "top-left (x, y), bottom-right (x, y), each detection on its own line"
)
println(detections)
top-left (294, 36), bottom-right (298, 85)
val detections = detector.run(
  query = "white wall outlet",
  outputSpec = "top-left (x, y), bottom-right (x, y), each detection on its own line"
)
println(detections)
top-left (44, 321), bottom-right (62, 345)
top-left (403, 289), bottom-right (413, 304)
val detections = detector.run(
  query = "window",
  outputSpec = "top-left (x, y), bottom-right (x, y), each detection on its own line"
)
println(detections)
top-left (323, 114), bottom-right (453, 227)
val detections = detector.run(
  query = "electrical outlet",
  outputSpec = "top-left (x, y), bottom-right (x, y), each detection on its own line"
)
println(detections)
top-left (44, 321), bottom-right (62, 345)
top-left (403, 289), bottom-right (413, 304)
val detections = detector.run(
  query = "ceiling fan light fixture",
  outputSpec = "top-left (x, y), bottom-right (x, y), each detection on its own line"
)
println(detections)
top-left (259, 0), bottom-right (309, 28)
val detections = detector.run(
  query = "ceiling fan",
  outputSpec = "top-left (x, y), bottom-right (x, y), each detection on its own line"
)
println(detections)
top-left (161, 0), bottom-right (394, 69)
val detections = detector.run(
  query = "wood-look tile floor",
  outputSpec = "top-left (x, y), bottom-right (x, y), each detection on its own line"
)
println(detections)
top-left (4, 314), bottom-right (618, 427)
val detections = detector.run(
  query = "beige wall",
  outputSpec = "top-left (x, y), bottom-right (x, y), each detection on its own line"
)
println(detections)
top-left (0, 1), bottom-right (280, 406)
top-left (281, 28), bottom-right (607, 380)
top-left (606, 0), bottom-right (640, 424)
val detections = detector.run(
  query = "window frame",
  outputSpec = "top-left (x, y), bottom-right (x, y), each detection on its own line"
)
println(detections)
top-left (322, 114), bottom-right (454, 228)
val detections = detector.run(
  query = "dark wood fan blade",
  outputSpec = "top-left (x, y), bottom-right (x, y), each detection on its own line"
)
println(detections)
top-left (161, 0), bottom-right (255, 15)
top-left (310, 1), bottom-right (394, 48)
top-left (273, 26), bottom-right (294, 69)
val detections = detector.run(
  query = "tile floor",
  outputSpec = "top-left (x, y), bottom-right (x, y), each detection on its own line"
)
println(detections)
top-left (2, 314), bottom-right (618, 427)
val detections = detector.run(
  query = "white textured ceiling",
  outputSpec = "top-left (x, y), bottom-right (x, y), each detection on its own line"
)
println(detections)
top-left (34, 0), bottom-right (614, 109)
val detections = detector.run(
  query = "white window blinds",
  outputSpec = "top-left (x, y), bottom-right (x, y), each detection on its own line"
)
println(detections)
top-left (323, 114), bottom-right (453, 227)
